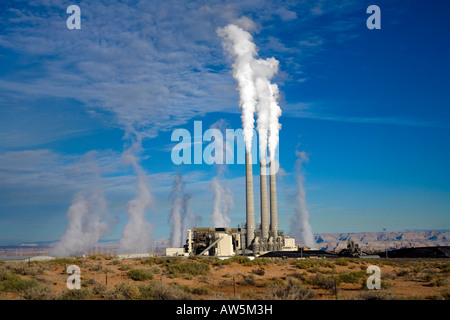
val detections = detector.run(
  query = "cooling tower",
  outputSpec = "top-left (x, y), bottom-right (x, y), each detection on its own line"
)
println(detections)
top-left (269, 160), bottom-right (278, 239)
top-left (260, 157), bottom-right (269, 241)
top-left (245, 152), bottom-right (255, 248)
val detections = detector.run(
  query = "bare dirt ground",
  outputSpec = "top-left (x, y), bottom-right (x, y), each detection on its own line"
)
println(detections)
top-left (0, 256), bottom-right (448, 300)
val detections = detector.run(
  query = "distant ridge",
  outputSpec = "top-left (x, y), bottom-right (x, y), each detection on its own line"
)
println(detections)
top-left (313, 230), bottom-right (449, 251)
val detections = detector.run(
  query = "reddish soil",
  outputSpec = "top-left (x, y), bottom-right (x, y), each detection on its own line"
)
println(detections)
top-left (1, 257), bottom-right (448, 300)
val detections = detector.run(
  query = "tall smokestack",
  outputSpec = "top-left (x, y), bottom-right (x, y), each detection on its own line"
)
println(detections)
top-left (269, 160), bottom-right (278, 240)
top-left (246, 152), bottom-right (255, 248)
top-left (260, 158), bottom-right (269, 241)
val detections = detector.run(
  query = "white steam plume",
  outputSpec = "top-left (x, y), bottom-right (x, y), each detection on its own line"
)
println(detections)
top-left (51, 188), bottom-right (110, 257)
top-left (118, 138), bottom-right (153, 254)
top-left (289, 151), bottom-right (316, 248)
top-left (218, 22), bottom-right (282, 161)
top-left (253, 58), bottom-right (280, 160)
top-left (267, 83), bottom-right (282, 162)
top-left (209, 120), bottom-right (233, 228)
top-left (210, 177), bottom-right (233, 227)
top-left (169, 174), bottom-right (192, 248)
top-left (217, 24), bottom-right (257, 153)
top-left (51, 155), bottom-right (111, 257)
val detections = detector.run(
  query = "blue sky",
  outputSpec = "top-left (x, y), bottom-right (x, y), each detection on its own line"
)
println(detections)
top-left (0, 0), bottom-right (449, 245)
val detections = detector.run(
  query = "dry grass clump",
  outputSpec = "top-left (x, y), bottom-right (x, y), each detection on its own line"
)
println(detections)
top-left (20, 286), bottom-right (57, 300)
top-left (58, 288), bottom-right (93, 300)
top-left (396, 269), bottom-right (409, 277)
top-left (291, 259), bottom-right (314, 270)
top-left (381, 272), bottom-right (396, 280)
top-left (287, 272), bottom-right (306, 281)
top-left (238, 274), bottom-right (256, 286)
top-left (107, 259), bottom-right (122, 266)
top-left (119, 264), bottom-right (132, 271)
top-left (89, 263), bottom-right (103, 272)
top-left (308, 274), bottom-right (337, 290)
top-left (335, 270), bottom-right (366, 284)
top-left (261, 277), bottom-right (284, 288)
top-left (148, 265), bottom-right (161, 274)
top-left (191, 286), bottom-right (210, 295)
top-left (264, 279), bottom-right (316, 300)
top-left (127, 269), bottom-right (154, 281)
top-left (251, 268), bottom-right (265, 276)
top-left (167, 261), bottom-right (209, 277)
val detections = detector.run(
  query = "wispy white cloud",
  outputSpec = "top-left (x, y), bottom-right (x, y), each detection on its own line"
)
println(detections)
top-left (274, 7), bottom-right (297, 21)
top-left (0, 149), bottom-right (121, 202)
top-left (0, 1), bottom-right (239, 139)
top-left (0, 0), bottom-right (364, 143)
top-left (299, 36), bottom-right (324, 48)
top-left (284, 108), bottom-right (448, 128)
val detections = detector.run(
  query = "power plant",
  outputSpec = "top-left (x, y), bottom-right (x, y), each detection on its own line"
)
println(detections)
top-left (165, 152), bottom-right (297, 257)
top-left (165, 23), bottom-right (301, 258)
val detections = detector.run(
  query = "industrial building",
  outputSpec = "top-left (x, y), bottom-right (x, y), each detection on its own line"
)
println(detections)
top-left (166, 151), bottom-right (298, 257)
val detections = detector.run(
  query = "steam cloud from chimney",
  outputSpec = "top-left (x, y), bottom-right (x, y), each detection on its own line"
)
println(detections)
top-left (51, 154), bottom-right (113, 257)
top-left (211, 177), bottom-right (233, 227)
top-left (253, 58), bottom-right (281, 161)
top-left (289, 150), bottom-right (316, 249)
top-left (209, 120), bottom-right (233, 228)
top-left (217, 20), bottom-right (282, 161)
top-left (168, 174), bottom-right (193, 248)
top-left (51, 187), bottom-right (110, 257)
top-left (118, 138), bottom-right (153, 254)
top-left (217, 23), bottom-right (257, 153)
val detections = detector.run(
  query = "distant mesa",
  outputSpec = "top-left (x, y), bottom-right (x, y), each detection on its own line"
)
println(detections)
top-left (313, 230), bottom-right (449, 252)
